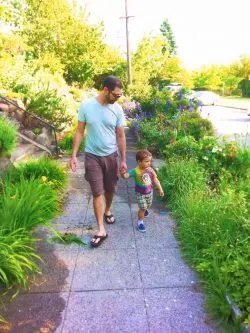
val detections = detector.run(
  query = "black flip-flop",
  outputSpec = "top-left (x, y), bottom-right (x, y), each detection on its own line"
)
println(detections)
top-left (104, 213), bottom-right (116, 224)
top-left (91, 234), bottom-right (108, 248)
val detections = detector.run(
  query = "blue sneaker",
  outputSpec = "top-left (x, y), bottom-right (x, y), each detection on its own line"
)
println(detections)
top-left (144, 209), bottom-right (150, 218)
top-left (138, 222), bottom-right (146, 233)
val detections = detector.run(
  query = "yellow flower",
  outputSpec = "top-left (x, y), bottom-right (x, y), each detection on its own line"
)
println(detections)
top-left (41, 176), bottom-right (47, 182)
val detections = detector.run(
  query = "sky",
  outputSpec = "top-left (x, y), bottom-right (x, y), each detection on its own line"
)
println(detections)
top-left (80, 0), bottom-right (250, 70)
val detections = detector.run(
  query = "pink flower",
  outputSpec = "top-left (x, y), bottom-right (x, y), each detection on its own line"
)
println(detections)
top-left (170, 138), bottom-right (175, 145)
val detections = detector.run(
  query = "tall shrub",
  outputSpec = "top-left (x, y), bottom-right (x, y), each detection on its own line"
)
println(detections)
top-left (0, 117), bottom-right (17, 156)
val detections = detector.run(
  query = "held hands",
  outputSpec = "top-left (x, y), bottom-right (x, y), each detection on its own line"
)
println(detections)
top-left (121, 171), bottom-right (130, 179)
top-left (119, 161), bottom-right (127, 175)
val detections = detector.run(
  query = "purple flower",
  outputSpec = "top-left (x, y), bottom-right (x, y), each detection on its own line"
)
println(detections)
top-left (154, 97), bottom-right (159, 105)
top-left (135, 101), bottom-right (142, 113)
top-left (164, 98), bottom-right (171, 111)
top-left (179, 91), bottom-right (183, 100)
top-left (124, 109), bottom-right (132, 117)
top-left (135, 113), bottom-right (142, 122)
top-left (147, 112), bottom-right (153, 119)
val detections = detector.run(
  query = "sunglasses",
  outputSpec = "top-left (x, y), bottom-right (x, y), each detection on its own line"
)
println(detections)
top-left (109, 90), bottom-right (122, 99)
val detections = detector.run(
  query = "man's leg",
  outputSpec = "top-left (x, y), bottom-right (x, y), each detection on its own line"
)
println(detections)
top-left (104, 192), bottom-right (114, 217)
top-left (93, 195), bottom-right (106, 234)
top-left (84, 153), bottom-right (107, 245)
top-left (103, 153), bottom-right (118, 223)
top-left (91, 194), bottom-right (107, 245)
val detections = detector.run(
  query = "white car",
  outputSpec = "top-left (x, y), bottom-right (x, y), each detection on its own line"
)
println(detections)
top-left (162, 83), bottom-right (183, 93)
top-left (194, 91), bottom-right (220, 106)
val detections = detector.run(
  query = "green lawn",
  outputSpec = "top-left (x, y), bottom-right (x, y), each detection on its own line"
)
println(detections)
top-left (218, 96), bottom-right (250, 109)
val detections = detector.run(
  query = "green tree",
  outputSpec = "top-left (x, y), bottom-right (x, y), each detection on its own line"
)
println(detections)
top-left (132, 34), bottom-right (169, 86)
top-left (160, 18), bottom-right (177, 56)
top-left (192, 65), bottom-right (222, 91)
top-left (237, 55), bottom-right (250, 79)
top-left (160, 56), bottom-right (192, 88)
top-left (3, 0), bottom-right (126, 87)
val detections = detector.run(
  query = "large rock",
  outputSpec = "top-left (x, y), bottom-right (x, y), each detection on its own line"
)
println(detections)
top-left (36, 127), bottom-right (51, 146)
top-left (22, 129), bottom-right (36, 141)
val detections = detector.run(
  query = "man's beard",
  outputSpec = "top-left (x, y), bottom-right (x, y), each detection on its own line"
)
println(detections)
top-left (105, 94), bottom-right (115, 104)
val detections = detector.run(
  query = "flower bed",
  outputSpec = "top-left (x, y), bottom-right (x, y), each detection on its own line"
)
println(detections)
top-left (125, 89), bottom-right (250, 331)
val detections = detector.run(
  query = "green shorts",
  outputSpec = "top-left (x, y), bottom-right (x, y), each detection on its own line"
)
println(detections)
top-left (136, 192), bottom-right (153, 210)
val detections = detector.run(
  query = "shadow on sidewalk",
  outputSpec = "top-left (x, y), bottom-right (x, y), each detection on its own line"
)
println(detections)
top-left (0, 229), bottom-right (69, 333)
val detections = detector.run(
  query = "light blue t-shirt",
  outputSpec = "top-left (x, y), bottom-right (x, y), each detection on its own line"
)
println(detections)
top-left (78, 98), bottom-right (126, 156)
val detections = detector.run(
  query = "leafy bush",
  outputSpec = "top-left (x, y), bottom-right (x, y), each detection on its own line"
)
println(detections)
top-left (0, 117), bottom-right (17, 156)
top-left (0, 177), bottom-right (59, 231)
top-left (3, 157), bottom-right (67, 191)
top-left (0, 156), bottom-right (68, 319)
top-left (126, 83), bottom-right (155, 110)
top-left (158, 157), bottom-right (250, 330)
top-left (164, 136), bottom-right (200, 160)
top-left (222, 144), bottom-right (250, 179)
top-left (69, 86), bottom-right (83, 102)
top-left (158, 158), bottom-right (208, 207)
top-left (163, 136), bottom-right (250, 191)
top-left (0, 228), bottom-right (41, 289)
top-left (126, 89), bottom-right (213, 156)
top-left (26, 88), bottom-right (72, 130)
top-left (59, 128), bottom-right (85, 156)
top-left (177, 111), bottom-right (215, 141)
top-left (137, 119), bottom-right (175, 155)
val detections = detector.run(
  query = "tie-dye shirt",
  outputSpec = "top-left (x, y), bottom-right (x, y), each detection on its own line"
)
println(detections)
top-left (128, 167), bottom-right (156, 194)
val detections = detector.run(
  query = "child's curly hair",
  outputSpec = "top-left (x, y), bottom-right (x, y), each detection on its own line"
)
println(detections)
top-left (136, 150), bottom-right (152, 162)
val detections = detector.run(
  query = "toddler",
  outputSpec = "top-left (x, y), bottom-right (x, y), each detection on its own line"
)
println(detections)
top-left (122, 150), bottom-right (164, 232)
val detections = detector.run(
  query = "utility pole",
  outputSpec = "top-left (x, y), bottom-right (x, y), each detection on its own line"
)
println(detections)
top-left (120, 0), bottom-right (134, 85)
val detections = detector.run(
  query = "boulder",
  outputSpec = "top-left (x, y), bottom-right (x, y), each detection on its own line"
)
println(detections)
top-left (36, 127), bottom-right (51, 146)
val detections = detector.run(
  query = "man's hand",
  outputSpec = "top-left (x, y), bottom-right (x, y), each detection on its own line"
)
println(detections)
top-left (70, 156), bottom-right (78, 172)
top-left (119, 161), bottom-right (127, 175)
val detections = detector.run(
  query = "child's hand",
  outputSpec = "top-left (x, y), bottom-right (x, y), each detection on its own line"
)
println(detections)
top-left (158, 189), bottom-right (164, 197)
top-left (121, 172), bottom-right (130, 179)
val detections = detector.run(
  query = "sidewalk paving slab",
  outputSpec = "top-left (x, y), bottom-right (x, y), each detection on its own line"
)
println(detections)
top-left (71, 248), bottom-right (142, 291)
top-left (62, 290), bottom-right (149, 333)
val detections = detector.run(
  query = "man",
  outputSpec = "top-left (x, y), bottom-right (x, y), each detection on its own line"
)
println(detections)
top-left (70, 75), bottom-right (127, 247)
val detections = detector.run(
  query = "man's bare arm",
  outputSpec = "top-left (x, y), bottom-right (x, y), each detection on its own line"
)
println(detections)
top-left (116, 126), bottom-right (126, 162)
top-left (116, 126), bottom-right (127, 173)
top-left (70, 121), bottom-right (85, 171)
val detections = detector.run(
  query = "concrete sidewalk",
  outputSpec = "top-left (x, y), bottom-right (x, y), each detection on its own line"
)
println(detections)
top-left (0, 128), bottom-right (216, 333)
